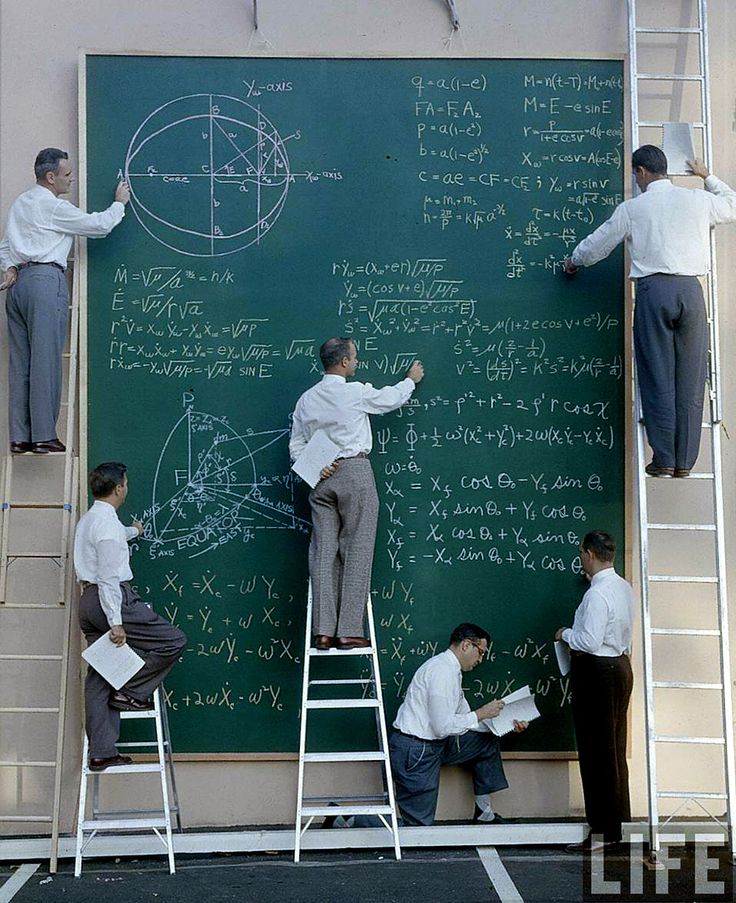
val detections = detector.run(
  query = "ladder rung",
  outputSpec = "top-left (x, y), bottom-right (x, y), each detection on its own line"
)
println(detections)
top-left (0, 814), bottom-right (53, 822)
top-left (657, 791), bottom-right (727, 800)
top-left (4, 502), bottom-right (66, 509)
top-left (649, 575), bottom-right (718, 584)
top-left (308, 647), bottom-right (373, 657)
top-left (647, 523), bottom-right (716, 531)
top-left (638, 120), bottom-right (705, 129)
top-left (302, 752), bottom-right (387, 763)
top-left (309, 679), bottom-right (373, 686)
top-left (81, 817), bottom-right (168, 830)
top-left (305, 699), bottom-right (379, 710)
top-left (91, 807), bottom-right (177, 818)
top-left (299, 805), bottom-right (393, 818)
top-left (654, 735), bottom-right (725, 745)
top-left (0, 707), bottom-right (59, 714)
top-left (637, 73), bottom-right (704, 82)
top-left (4, 554), bottom-right (62, 560)
top-left (651, 628), bottom-right (720, 637)
top-left (82, 763), bottom-right (162, 775)
top-left (0, 603), bottom-right (65, 609)
top-left (652, 681), bottom-right (723, 690)
top-left (119, 709), bottom-right (157, 720)
top-left (0, 760), bottom-right (56, 767)
top-left (0, 654), bottom-right (63, 661)
top-left (303, 794), bottom-right (386, 804)
top-left (635, 26), bottom-right (702, 34)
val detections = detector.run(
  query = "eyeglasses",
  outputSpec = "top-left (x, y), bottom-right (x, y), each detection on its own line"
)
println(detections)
top-left (467, 640), bottom-right (486, 659)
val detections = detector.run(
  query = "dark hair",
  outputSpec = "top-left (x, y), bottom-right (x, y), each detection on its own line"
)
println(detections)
top-left (319, 336), bottom-right (354, 370)
top-left (581, 530), bottom-right (616, 563)
top-left (34, 148), bottom-right (68, 182)
top-left (449, 623), bottom-right (491, 646)
top-left (632, 145), bottom-right (668, 176)
top-left (89, 462), bottom-right (127, 499)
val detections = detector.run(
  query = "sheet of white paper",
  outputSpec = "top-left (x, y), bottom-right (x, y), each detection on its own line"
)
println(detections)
top-left (482, 685), bottom-right (542, 737)
top-left (291, 430), bottom-right (342, 489)
top-left (555, 640), bottom-right (571, 677)
top-left (663, 122), bottom-right (696, 175)
top-left (82, 633), bottom-right (145, 691)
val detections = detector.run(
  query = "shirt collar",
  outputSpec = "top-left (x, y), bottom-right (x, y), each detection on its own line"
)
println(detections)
top-left (590, 565), bottom-right (616, 585)
top-left (321, 373), bottom-right (346, 383)
top-left (92, 499), bottom-right (117, 516)
top-left (442, 648), bottom-right (462, 673)
top-left (644, 179), bottom-right (672, 193)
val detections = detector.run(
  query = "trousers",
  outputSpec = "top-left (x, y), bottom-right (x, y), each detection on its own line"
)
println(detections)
top-left (308, 457), bottom-right (378, 637)
top-left (634, 274), bottom-right (708, 470)
top-left (570, 652), bottom-right (633, 842)
top-left (388, 729), bottom-right (509, 826)
top-left (5, 264), bottom-right (69, 443)
top-left (78, 583), bottom-right (187, 758)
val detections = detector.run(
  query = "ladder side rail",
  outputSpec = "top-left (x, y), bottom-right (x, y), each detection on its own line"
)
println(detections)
top-left (710, 428), bottom-right (736, 848)
top-left (153, 689), bottom-right (175, 874)
top-left (366, 598), bottom-right (401, 861)
top-left (627, 0), bottom-right (640, 152)
top-left (0, 456), bottom-right (13, 602)
top-left (50, 456), bottom-right (80, 872)
top-left (159, 683), bottom-right (183, 832)
top-left (74, 735), bottom-right (89, 877)
top-left (294, 586), bottom-right (313, 863)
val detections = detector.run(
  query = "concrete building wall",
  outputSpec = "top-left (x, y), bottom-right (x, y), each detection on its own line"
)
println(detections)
top-left (1, 0), bottom-right (735, 833)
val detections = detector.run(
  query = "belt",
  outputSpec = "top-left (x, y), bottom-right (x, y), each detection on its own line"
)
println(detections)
top-left (336, 451), bottom-right (369, 461)
top-left (395, 729), bottom-right (442, 744)
top-left (80, 581), bottom-right (96, 591)
top-left (17, 261), bottom-right (66, 273)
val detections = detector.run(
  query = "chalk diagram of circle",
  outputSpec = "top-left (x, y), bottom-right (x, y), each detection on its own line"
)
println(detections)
top-left (150, 408), bottom-right (309, 558)
top-left (124, 94), bottom-right (292, 257)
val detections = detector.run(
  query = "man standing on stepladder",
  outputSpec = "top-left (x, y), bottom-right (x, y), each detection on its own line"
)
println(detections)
top-left (289, 337), bottom-right (424, 650)
top-left (564, 146), bottom-right (736, 479)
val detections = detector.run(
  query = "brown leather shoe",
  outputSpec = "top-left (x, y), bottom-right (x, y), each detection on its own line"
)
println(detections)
top-left (89, 754), bottom-right (133, 772)
top-left (335, 636), bottom-right (371, 649)
top-left (674, 468), bottom-right (690, 478)
top-left (9, 441), bottom-right (33, 454)
top-left (31, 439), bottom-right (66, 454)
top-left (314, 635), bottom-right (334, 650)
top-left (109, 691), bottom-right (154, 712)
top-left (645, 461), bottom-right (674, 478)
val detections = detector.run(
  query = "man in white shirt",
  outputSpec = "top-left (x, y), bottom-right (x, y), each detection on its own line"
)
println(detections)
top-left (289, 337), bottom-right (424, 649)
top-left (0, 148), bottom-right (129, 454)
top-left (555, 530), bottom-right (635, 852)
top-left (74, 462), bottom-right (187, 771)
top-left (390, 623), bottom-right (527, 826)
top-left (564, 146), bottom-right (736, 478)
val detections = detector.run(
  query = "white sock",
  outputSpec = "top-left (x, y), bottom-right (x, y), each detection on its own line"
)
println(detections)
top-left (475, 794), bottom-right (495, 822)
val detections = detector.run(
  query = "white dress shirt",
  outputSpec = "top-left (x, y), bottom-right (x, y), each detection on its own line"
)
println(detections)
top-left (0, 184), bottom-right (125, 271)
top-left (289, 373), bottom-right (415, 460)
top-left (74, 501), bottom-right (139, 628)
top-left (393, 649), bottom-right (490, 740)
top-left (571, 175), bottom-right (736, 278)
top-left (562, 566), bottom-right (635, 657)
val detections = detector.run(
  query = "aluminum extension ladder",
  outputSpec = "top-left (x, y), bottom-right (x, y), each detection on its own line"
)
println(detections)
top-left (74, 685), bottom-right (181, 875)
top-left (628, 0), bottom-right (736, 862)
top-left (0, 245), bottom-right (82, 872)
top-left (294, 588), bottom-right (401, 862)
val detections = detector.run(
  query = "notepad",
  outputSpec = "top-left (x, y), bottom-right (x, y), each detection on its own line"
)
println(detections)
top-left (82, 633), bottom-right (145, 690)
top-left (663, 122), bottom-right (696, 176)
top-left (483, 685), bottom-right (541, 737)
top-left (291, 430), bottom-right (342, 489)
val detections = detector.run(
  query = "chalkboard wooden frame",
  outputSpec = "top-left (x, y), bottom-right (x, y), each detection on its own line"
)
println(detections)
top-left (78, 50), bottom-right (630, 762)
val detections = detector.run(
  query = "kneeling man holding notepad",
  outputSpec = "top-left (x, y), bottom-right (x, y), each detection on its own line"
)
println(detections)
top-left (74, 462), bottom-right (187, 772)
top-left (390, 623), bottom-right (533, 826)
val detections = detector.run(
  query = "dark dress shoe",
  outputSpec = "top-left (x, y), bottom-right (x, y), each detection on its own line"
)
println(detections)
top-left (335, 636), bottom-right (371, 649)
top-left (10, 441), bottom-right (33, 454)
top-left (473, 805), bottom-right (504, 824)
top-left (109, 691), bottom-right (154, 712)
top-left (674, 468), bottom-right (690, 478)
top-left (645, 461), bottom-right (674, 478)
top-left (31, 439), bottom-right (66, 454)
top-left (565, 836), bottom-right (619, 853)
top-left (89, 754), bottom-right (133, 772)
top-left (314, 635), bottom-right (334, 650)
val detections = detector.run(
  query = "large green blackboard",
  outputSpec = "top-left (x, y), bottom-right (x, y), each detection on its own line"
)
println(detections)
top-left (83, 55), bottom-right (625, 753)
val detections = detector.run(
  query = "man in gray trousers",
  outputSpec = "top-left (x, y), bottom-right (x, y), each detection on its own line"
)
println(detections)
top-left (290, 337), bottom-right (424, 649)
top-left (0, 148), bottom-right (129, 454)
top-left (74, 462), bottom-right (187, 771)
top-left (564, 146), bottom-right (736, 478)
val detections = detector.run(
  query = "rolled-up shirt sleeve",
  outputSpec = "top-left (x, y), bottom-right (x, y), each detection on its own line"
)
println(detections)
top-left (97, 538), bottom-right (124, 627)
top-left (571, 203), bottom-right (630, 268)
top-left (427, 688), bottom-right (478, 737)
top-left (50, 199), bottom-right (125, 238)
top-left (359, 378), bottom-right (415, 414)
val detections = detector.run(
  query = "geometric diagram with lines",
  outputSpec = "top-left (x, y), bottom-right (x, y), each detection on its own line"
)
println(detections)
top-left (124, 94), bottom-right (297, 257)
top-left (144, 406), bottom-right (310, 559)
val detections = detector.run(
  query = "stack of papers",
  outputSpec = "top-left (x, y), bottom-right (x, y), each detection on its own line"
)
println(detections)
top-left (291, 430), bottom-right (341, 488)
top-left (483, 685), bottom-right (541, 737)
top-left (82, 633), bottom-right (145, 690)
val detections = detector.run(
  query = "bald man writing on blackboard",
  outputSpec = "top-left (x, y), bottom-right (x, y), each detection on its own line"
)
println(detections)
top-left (289, 337), bottom-right (424, 649)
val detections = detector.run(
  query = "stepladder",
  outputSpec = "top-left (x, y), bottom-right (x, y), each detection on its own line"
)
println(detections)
top-left (294, 587), bottom-right (401, 862)
top-left (74, 685), bottom-right (181, 876)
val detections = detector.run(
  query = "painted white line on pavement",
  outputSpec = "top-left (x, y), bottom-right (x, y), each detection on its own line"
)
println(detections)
top-left (477, 847), bottom-right (524, 903)
top-left (0, 864), bottom-right (40, 902)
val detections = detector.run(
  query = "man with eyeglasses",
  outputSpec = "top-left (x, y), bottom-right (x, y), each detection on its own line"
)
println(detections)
top-left (389, 622), bottom-right (527, 826)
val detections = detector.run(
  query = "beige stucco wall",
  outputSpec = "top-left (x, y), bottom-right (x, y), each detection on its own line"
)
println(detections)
top-left (1, 0), bottom-right (735, 834)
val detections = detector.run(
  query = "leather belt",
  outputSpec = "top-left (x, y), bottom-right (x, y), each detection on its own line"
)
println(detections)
top-left (336, 451), bottom-right (369, 461)
top-left (17, 261), bottom-right (66, 273)
top-left (396, 729), bottom-right (442, 744)
top-left (80, 581), bottom-right (97, 591)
